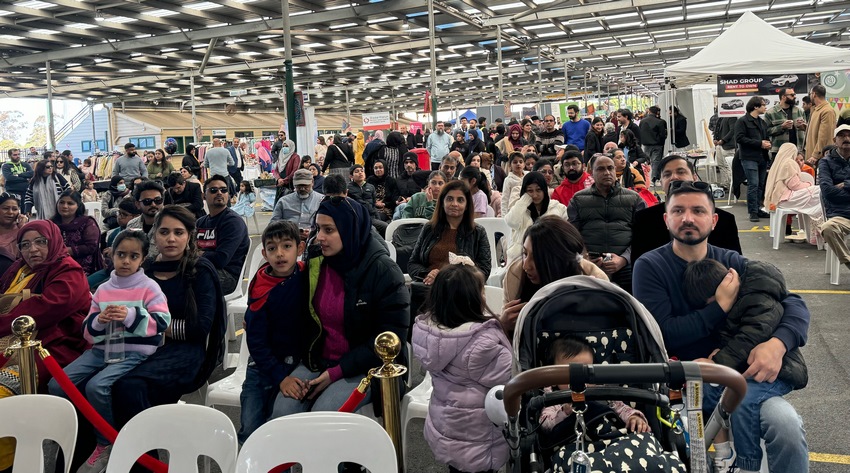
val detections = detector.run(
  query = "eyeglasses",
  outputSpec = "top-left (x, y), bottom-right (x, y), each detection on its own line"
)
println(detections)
top-left (539, 169), bottom-right (554, 175)
top-left (140, 197), bottom-right (164, 206)
top-left (19, 237), bottom-right (48, 252)
top-left (207, 187), bottom-right (229, 195)
top-left (543, 119), bottom-right (555, 122)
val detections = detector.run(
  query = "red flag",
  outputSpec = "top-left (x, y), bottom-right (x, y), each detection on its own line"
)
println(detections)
top-left (424, 90), bottom-right (432, 114)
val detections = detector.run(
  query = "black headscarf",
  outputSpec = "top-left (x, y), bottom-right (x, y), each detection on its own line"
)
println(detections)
top-left (520, 171), bottom-right (550, 221)
top-left (316, 196), bottom-right (373, 273)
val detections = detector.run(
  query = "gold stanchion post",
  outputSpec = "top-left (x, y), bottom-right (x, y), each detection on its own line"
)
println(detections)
top-left (370, 331), bottom-right (407, 472)
top-left (4, 316), bottom-right (41, 394)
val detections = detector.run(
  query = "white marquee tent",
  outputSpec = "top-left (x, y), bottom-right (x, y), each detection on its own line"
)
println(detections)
top-left (665, 11), bottom-right (849, 86)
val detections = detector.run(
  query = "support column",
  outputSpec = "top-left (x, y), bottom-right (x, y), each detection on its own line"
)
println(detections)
top-left (597, 80), bottom-right (602, 117)
top-left (190, 75), bottom-right (198, 143)
top-left (283, 0), bottom-right (296, 145)
top-left (345, 89), bottom-right (351, 129)
top-left (428, 0), bottom-right (438, 128)
top-left (45, 61), bottom-right (55, 150)
top-left (89, 101), bottom-right (97, 153)
top-left (537, 47), bottom-right (543, 114)
top-left (497, 26), bottom-right (503, 104)
top-left (563, 59), bottom-right (568, 102)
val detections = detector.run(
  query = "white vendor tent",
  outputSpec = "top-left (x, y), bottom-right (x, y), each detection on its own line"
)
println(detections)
top-left (665, 11), bottom-right (849, 86)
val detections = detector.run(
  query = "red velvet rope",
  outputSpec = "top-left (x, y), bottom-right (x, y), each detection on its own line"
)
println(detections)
top-left (41, 353), bottom-right (169, 473)
top-left (268, 386), bottom-right (369, 473)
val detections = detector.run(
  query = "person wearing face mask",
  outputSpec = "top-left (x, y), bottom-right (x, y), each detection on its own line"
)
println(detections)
top-left (271, 169), bottom-right (323, 240)
top-left (765, 88), bottom-right (808, 161)
top-left (112, 143), bottom-right (149, 182)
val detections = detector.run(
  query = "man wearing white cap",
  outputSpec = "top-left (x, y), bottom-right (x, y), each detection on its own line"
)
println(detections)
top-left (819, 124), bottom-right (850, 269)
top-left (271, 168), bottom-right (323, 240)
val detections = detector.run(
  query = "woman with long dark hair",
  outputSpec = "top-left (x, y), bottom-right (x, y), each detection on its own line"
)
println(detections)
top-left (500, 215), bottom-right (607, 335)
top-left (147, 148), bottom-right (174, 180)
top-left (23, 159), bottom-right (70, 220)
top-left (366, 159), bottom-right (400, 222)
top-left (382, 131), bottom-right (409, 179)
top-left (504, 172), bottom-right (567, 262)
top-left (322, 134), bottom-right (353, 177)
top-left (55, 154), bottom-right (81, 192)
top-left (111, 205), bottom-right (226, 430)
top-left (50, 190), bottom-right (102, 275)
top-left (584, 117), bottom-right (606, 162)
top-left (408, 180), bottom-right (491, 285)
top-left (619, 129), bottom-right (649, 174)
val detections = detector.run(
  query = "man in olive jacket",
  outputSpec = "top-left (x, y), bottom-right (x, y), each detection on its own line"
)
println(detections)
top-left (567, 154), bottom-right (646, 292)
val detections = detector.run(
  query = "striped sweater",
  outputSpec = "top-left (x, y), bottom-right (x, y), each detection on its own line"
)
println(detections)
top-left (84, 270), bottom-right (171, 355)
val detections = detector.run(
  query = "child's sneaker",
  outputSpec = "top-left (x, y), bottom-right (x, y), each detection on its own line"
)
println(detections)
top-left (77, 444), bottom-right (111, 473)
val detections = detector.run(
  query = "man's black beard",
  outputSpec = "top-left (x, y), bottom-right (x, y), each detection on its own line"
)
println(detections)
top-left (566, 170), bottom-right (582, 181)
top-left (670, 229), bottom-right (709, 246)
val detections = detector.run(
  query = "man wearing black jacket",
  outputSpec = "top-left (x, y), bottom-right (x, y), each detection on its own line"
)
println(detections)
top-left (735, 97), bottom-right (771, 222)
top-left (631, 155), bottom-right (741, 264)
top-left (713, 116), bottom-right (737, 189)
top-left (617, 108), bottom-right (641, 146)
top-left (639, 106), bottom-right (667, 183)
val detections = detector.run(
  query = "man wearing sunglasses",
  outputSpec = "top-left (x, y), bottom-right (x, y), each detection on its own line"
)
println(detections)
top-left (765, 88), bottom-right (807, 159)
top-left (1, 149), bottom-right (33, 200)
top-left (631, 155), bottom-right (741, 263)
top-left (125, 180), bottom-right (165, 259)
top-left (197, 175), bottom-right (250, 294)
top-left (633, 181), bottom-right (811, 473)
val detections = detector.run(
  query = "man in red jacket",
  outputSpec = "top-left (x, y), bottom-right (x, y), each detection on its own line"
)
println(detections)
top-left (551, 150), bottom-right (593, 206)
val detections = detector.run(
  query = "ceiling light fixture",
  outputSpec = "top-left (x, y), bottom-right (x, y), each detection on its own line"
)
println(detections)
top-left (94, 10), bottom-right (105, 21)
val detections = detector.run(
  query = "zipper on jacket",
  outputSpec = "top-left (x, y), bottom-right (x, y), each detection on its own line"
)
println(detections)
top-left (306, 255), bottom-right (324, 370)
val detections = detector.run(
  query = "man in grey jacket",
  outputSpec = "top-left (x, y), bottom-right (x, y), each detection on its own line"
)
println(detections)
top-left (271, 169), bottom-right (323, 242)
top-left (112, 143), bottom-right (148, 181)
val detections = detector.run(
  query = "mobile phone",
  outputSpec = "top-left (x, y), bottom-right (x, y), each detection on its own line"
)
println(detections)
top-left (301, 382), bottom-right (317, 403)
top-left (587, 252), bottom-right (603, 259)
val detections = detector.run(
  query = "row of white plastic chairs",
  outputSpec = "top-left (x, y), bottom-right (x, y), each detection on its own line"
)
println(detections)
top-left (0, 394), bottom-right (398, 473)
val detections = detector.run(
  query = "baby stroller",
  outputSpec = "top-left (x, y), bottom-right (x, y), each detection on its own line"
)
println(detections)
top-left (496, 276), bottom-right (747, 473)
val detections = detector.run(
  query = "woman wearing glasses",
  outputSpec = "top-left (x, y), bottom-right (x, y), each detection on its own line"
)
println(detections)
top-left (0, 219), bottom-right (91, 391)
top-left (23, 159), bottom-right (71, 220)
top-left (0, 194), bottom-right (27, 277)
top-left (55, 154), bottom-right (82, 192)
top-left (269, 196), bottom-right (409, 421)
top-left (50, 190), bottom-right (103, 276)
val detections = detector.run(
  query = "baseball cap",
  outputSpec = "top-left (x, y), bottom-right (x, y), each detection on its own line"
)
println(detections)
top-left (835, 124), bottom-right (850, 137)
top-left (293, 168), bottom-right (313, 186)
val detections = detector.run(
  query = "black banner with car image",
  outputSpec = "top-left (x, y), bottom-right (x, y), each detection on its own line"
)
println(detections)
top-left (717, 74), bottom-right (809, 117)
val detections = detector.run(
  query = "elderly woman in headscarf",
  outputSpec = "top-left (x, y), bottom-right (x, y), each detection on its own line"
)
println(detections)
top-left (268, 196), bottom-right (409, 419)
top-left (353, 132), bottom-right (366, 166)
top-left (322, 134), bottom-right (354, 177)
top-left (0, 219), bottom-right (91, 391)
top-left (764, 142), bottom-right (824, 244)
top-left (273, 137), bottom-right (301, 191)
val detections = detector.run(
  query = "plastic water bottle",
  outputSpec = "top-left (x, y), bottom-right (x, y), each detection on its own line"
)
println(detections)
top-left (104, 320), bottom-right (125, 363)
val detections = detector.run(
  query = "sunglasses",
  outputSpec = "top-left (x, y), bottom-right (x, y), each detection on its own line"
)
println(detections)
top-left (140, 197), bottom-right (164, 206)
top-left (207, 187), bottom-right (229, 195)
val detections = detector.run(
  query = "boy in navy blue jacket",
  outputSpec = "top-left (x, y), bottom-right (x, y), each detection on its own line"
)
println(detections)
top-left (238, 221), bottom-right (307, 443)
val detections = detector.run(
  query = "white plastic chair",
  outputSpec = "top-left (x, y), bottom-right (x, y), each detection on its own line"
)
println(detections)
top-left (84, 202), bottom-right (100, 219)
top-left (475, 217), bottom-right (512, 287)
top-left (384, 218), bottom-right (428, 245)
top-left (400, 372), bottom-right (432, 469)
top-left (236, 412), bottom-right (397, 472)
top-left (206, 334), bottom-right (250, 409)
top-left (225, 244), bottom-right (265, 346)
top-left (106, 404), bottom-right (238, 473)
top-left (0, 395), bottom-right (77, 473)
top-left (484, 285), bottom-right (504, 316)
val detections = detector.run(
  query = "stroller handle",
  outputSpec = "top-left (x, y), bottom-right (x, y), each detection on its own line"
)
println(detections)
top-left (503, 362), bottom-right (747, 418)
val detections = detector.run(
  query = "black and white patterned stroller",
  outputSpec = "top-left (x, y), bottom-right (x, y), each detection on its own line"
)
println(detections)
top-left (495, 276), bottom-right (747, 473)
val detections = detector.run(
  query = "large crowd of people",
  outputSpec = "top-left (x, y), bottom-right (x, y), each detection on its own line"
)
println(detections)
top-left (0, 87), bottom-right (848, 473)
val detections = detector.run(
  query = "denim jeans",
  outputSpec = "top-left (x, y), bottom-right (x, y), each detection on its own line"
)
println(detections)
top-left (48, 348), bottom-right (148, 445)
top-left (643, 145), bottom-right (665, 181)
top-left (741, 159), bottom-right (767, 215)
top-left (703, 379), bottom-right (802, 471)
top-left (270, 363), bottom-right (371, 419)
top-left (238, 362), bottom-right (280, 444)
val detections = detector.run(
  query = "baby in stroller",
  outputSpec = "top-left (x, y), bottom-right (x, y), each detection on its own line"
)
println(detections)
top-left (539, 336), bottom-right (649, 434)
top-left (683, 259), bottom-right (808, 473)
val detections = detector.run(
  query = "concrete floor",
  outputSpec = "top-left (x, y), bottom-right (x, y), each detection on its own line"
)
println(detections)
top-left (192, 201), bottom-right (850, 472)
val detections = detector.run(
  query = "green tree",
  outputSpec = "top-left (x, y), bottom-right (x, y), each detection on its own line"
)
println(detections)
top-left (0, 111), bottom-right (26, 146)
top-left (25, 115), bottom-right (47, 148)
